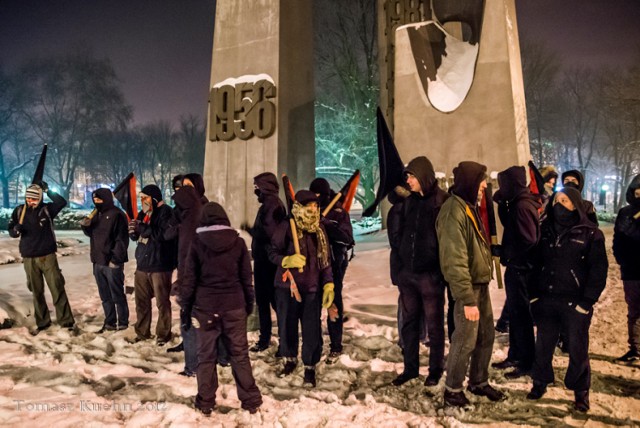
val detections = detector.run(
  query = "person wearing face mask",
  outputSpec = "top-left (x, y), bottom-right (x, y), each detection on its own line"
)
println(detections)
top-left (527, 187), bottom-right (608, 412)
top-left (80, 188), bottom-right (130, 332)
top-left (249, 172), bottom-right (286, 353)
top-left (561, 170), bottom-right (598, 225)
top-left (309, 177), bottom-right (355, 364)
top-left (128, 184), bottom-right (178, 345)
top-left (436, 161), bottom-right (506, 407)
top-left (8, 182), bottom-right (75, 335)
top-left (268, 190), bottom-right (334, 387)
top-left (613, 174), bottom-right (640, 363)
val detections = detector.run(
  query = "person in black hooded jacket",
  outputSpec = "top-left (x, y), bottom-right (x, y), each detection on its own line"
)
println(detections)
top-left (180, 202), bottom-right (262, 416)
top-left (526, 187), bottom-right (608, 412)
top-left (249, 172), bottom-right (286, 352)
top-left (491, 166), bottom-right (540, 378)
top-left (128, 184), bottom-right (177, 345)
top-left (561, 170), bottom-right (598, 225)
top-left (167, 173), bottom-right (210, 375)
top-left (80, 188), bottom-right (130, 332)
top-left (613, 174), bottom-right (640, 362)
top-left (389, 156), bottom-right (449, 387)
top-left (309, 177), bottom-right (355, 363)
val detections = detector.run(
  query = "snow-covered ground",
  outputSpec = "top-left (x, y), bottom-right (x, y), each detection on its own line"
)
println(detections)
top-left (0, 225), bottom-right (638, 427)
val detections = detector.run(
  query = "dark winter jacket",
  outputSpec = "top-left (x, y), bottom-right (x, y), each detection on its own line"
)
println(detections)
top-left (8, 190), bottom-right (67, 258)
top-left (437, 162), bottom-right (492, 306)
top-left (251, 172), bottom-right (286, 265)
top-left (561, 169), bottom-right (598, 225)
top-left (81, 189), bottom-right (129, 266)
top-left (387, 186), bottom-right (410, 285)
top-left (130, 203), bottom-right (178, 272)
top-left (179, 205), bottom-right (254, 314)
top-left (613, 175), bottom-right (640, 280)
top-left (531, 187), bottom-right (608, 308)
top-left (391, 157), bottom-right (449, 275)
top-left (171, 184), bottom-right (208, 279)
top-left (493, 166), bottom-right (541, 269)
top-left (322, 200), bottom-right (354, 263)
top-left (269, 221), bottom-right (333, 294)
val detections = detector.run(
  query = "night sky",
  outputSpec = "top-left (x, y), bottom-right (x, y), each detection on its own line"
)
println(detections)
top-left (1, 0), bottom-right (638, 126)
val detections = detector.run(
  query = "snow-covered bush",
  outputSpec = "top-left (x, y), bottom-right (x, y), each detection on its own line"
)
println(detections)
top-left (0, 207), bottom-right (90, 230)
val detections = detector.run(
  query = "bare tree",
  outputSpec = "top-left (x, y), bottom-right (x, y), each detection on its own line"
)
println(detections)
top-left (15, 49), bottom-right (132, 199)
top-left (177, 114), bottom-right (206, 174)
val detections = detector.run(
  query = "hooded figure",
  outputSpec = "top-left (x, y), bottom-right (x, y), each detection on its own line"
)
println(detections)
top-left (539, 165), bottom-right (559, 196)
top-left (388, 156), bottom-right (449, 387)
top-left (436, 161), bottom-right (505, 407)
top-left (81, 187), bottom-right (130, 332)
top-left (7, 181), bottom-right (74, 333)
top-left (527, 187), bottom-right (608, 411)
top-left (309, 177), bottom-right (354, 362)
top-left (561, 169), bottom-right (598, 225)
top-left (268, 189), bottom-right (334, 387)
top-left (249, 172), bottom-right (287, 352)
top-left (612, 174), bottom-right (640, 362)
top-left (180, 202), bottom-right (262, 415)
top-left (491, 166), bottom-right (541, 378)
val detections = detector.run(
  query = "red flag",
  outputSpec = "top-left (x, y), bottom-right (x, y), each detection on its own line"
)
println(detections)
top-left (113, 172), bottom-right (138, 221)
top-left (281, 174), bottom-right (296, 214)
top-left (338, 170), bottom-right (360, 213)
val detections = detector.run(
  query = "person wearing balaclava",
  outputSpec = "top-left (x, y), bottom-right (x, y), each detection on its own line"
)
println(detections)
top-left (490, 166), bottom-right (541, 379)
top-left (80, 188), bottom-right (130, 332)
top-left (166, 173), bottom-right (211, 375)
top-left (613, 174), bottom-right (640, 363)
top-left (561, 169), bottom-right (598, 225)
top-left (436, 161), bottom-right (506, 407)
top-left (268, 190), bottom-right (334, 387)
top-left (249, 172), bottom-right (286, 353)
top-left (309, 177), bottom-right (354, 364)
top-left (387, 157), bottom-right (449, 388)
top-left (526, 187), bottom-right (608, 412)
top-left (8, 181), bottom-right (75, 334)
top-left (179, 202), bottom-right (262, 416)
top-left (128, 184), bottom-right (177, 346)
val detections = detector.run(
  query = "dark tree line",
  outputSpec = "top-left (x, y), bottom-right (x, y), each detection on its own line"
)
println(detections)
top-left (0, 49), bottom-right (206, 208)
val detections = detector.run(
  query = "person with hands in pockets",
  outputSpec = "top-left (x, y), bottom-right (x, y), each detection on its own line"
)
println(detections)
top-left (269, 190), bottom-right (335, 387)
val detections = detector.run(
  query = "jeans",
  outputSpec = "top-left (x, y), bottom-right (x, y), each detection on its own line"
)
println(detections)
top-left (445, 285), bottom-right (495, 391)
top-left (623, 280), bottom-right (640, 352)
top-left (94, 263), bottom-right (129, 327)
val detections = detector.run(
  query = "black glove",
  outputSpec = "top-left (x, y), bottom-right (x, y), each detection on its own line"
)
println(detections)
top-left (128, 220), bottom-right (140, 235)
top-left (36, 180), bottom-right (49, 192)
top-left (12, 224), bottom-right (24, 235)
top-left (491, 244), bottom-right (503, 258)
top-left (180, 308), bottom-right (192, 331)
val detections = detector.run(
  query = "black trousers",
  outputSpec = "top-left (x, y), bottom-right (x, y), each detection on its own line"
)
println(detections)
top-left (398, 271), bottom-right (445, 375)
top-left (531, 296), bottom-right (592, 391)
top-left (327, 256), bottom-right (348, 352)
top-left (275, 287), bottom-right (322, 366)
top-left (193, 307), bottom-right (262, 411)
top-left (504, 267), bottom-right (535, 370)
top-left (254, 259), bottom-right (277, 346)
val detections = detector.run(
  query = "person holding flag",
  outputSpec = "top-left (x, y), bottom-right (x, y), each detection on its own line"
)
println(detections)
top-left (269, 189), bottom-right (334, 387)
top-left (309, 177), bottom-right (355, 364)
top-left (8, 181), bottom-right (75, 334)
top-left (80, 188), bottom-right (130, 332)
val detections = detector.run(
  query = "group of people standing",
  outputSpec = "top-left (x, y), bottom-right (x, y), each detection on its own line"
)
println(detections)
top-left (6, 158), bottom-right (639, 415)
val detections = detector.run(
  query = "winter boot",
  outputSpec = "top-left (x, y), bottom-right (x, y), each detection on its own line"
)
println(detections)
top-left (303, 366), bottom-right (317, 387)
top-left (574, 390), bottom-right (590, 412)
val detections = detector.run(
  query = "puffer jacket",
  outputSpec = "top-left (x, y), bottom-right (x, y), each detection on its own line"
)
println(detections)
top-left (437, 194), bottom-right (493, 306)
top-left (531, 188), bottom-right (608, 306)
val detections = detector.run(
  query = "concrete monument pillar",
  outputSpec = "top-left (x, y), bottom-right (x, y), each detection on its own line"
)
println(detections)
top-left (380, 0), bottom-right (530, 176)
top-left (203, 0), bottom-right (315, 227)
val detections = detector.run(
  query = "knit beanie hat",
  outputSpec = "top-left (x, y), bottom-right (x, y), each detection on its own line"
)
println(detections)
top-left (25, 184), bottom-right (43, 202)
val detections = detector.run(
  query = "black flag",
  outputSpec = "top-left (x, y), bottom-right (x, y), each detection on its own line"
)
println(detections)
top-left (362, 108), bottom-right (405, 217)
top-left (32, 144), bottom-right (47, 184)
top-left (113, 172), bottom-right (138, 221)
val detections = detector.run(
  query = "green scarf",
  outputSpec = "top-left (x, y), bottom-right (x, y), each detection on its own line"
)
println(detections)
top-left (292, 201), bottom-right (330, 269)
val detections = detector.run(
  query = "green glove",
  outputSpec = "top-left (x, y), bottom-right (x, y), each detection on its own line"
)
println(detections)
top-left (322, 282), bottom-right (335, 309)
top-left (282, 254), bottom-right (306, 269)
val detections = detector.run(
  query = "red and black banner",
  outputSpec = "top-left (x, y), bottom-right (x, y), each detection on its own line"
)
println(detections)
top-left (113, 172), bottom-right (138, 221)
top-left (338, 169), bottom-right (360, 214)
top-left (281, 174), bottom-right (296, 215)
